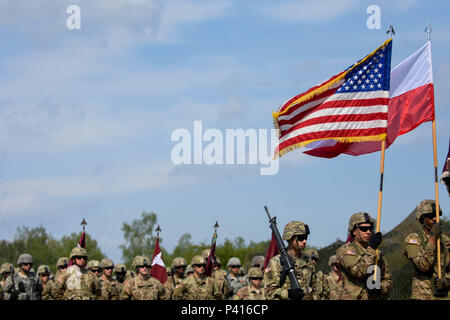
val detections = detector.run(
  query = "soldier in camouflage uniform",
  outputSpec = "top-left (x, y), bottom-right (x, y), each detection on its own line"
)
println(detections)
top-left (325, 255), bottom-right (344, 300)
top-left (226, 257), bottom-right (247, 299)
top-left (120, 256), bottom-right (169, 300)
top-left (98, 258), bottom-right (119, 300)
top-left (165, 257), bottom-right (187, 297)
top-left (185, 264), bottom-right (194, 277)
top-left (251, 256), bottom-right (265, 270)
top-left (336, 212), bottom-right (392, 300)
top-left (52, 247), bottom-right (100, 300)
top-left (36, 265), bottom-right (52, 300)
top-left (201, 249), bottom-right (231, 300)
top-left (264, 221), bottom-right (319, 300)
top-left (305, 249), bottom-right (329, 300)
top-left (87, 260), bottom-right (101, 278)
top-left (114, 263), bottom-right (128, 297)
top-left (1, 263), bottom-right (13, 300)
top-left (403, 200), bottom-right (450, 299)
top-left (4, 253), bottom-right (39, 300)
top-left (233, 267), bottom-right (265, 300)
top-left (172, 255), bottom-right (223, 300)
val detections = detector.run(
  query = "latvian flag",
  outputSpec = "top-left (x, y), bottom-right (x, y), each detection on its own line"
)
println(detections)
top-left (150, 237), bottom-right (168, 284)
top-left (273, 39), bottom-right (392, 158)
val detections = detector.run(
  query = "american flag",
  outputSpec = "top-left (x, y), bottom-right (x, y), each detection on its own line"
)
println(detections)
top-left (273, 39), bottom-right (392, 158)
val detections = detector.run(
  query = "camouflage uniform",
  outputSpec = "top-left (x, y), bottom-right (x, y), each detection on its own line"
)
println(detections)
top-left (305, 249), bottom-right (329, 300)
top-left (36, 265), bottom-right (52, 300)
top-left (336, 212), bottom-right (392, 300)
top-left (4, 254), bottom-right (40, 300)
top-left (233, 267), bottom-right (265, 300)
top-left (120, 256), bottom-right (169, 300)
top-left (114, 263), bottom-right (129, 297)
top-left (172, 255), bottom-right (223, 300)
top-left (98, 258), bottom-right (119, 300)
top-left (403, 200), bottom-right (450, 300)
top-left (226, 257), bottom-right (247, 299)
top-left (264, 221), bottom-right (319, 300)
top-left (325, 255), bottom-right (344, 300)
top-left (1, 263), bottom-right (13, 300)
top-left (165, 257), bottom-right (186, 296)
top-left (52, 247), bottom-right (100, 300)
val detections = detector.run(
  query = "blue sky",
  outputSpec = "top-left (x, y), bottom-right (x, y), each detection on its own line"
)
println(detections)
top-left (0, 0), bottom-right (449, 264)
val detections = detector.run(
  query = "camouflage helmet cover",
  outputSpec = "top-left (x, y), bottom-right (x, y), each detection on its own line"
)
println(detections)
top-left (185, 264), bottom-right (194, 275)
top-left (171, 257), bottom-right (187, 268)
top-left (69, 247), bottom-right (88, 260)
top-left (133, 256), bottom-right (151, 269)
top-left (100, 258), bottom-right (114, 269)
top-left (87, 260), bottom-right (100, 269)
top-left (247, 267), bottom-right (263, 279)
top-left (191, 255), bottom-right (206, 265)
top-left (227, 257), bottom-right (241, 267)
top-left (328, 255), bottom-right (338, 267)
top-left (214, 256), bottom-right (221, 265)
top-left (251, 255), bottom-right (265, 267)
top-left (17, 253), bottom-right (33, 265)
top-left (347, 212), bottom-right (375, 235)
top-left (282, 221), bottom-right (310, 241)
top-left (114, 263), bottom-right (127, 274)
top-left (415, 199), bottom-right (442, 221)
top-left (1, 262), bottom-right (14, 274)
top-left (305, 249), bottom-right (320, 260)
top-left (56, 257), bottom-right (69, 268)
top-left (37, 265), bottom-right (51, 275)
top-left (201, 249), bottom-right (210, 258)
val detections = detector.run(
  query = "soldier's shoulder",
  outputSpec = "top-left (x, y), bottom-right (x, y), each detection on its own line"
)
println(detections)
top-left (404, 232), bottom-right (421, 245)
top-left (236, 286), bottom-right (249, 298)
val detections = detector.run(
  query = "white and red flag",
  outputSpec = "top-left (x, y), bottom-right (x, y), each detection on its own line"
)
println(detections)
top-left (150, 237), bottom-right (168, 284)
top-left (304, 41), bottom-right (435, 158)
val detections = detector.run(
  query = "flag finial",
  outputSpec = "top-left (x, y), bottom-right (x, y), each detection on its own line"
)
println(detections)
top-left (386, 24), bottom-right (395, 39)
top-left (81, 218), bottom-right (87, 231)
top-left (425, 22), bottom-right (432, 41)
top-left (213, 221), bottom-right (219, 233)
top-left (155, 225), bottom-right (161, 237)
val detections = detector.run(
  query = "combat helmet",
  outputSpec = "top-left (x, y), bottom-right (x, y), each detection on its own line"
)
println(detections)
top-left (69, 247), bottom-right (88, 260)
top-left (227, 257), bottom-right (241, 268)
top-left (282, 221), bottom-right (310, 241)
top-left (347, 212), bottom-right (375, 237)
top-left (328, 255), bottom-right (338, 267)
top-left (305, 249), bottom-right (320, 261)
top-left (185, 264), bottom-right (194, 276)
top-left (114, 263), bottom-right (127, 274)
top-left (87, 260), bottom-right (100, 270)
top-left (201, 249), bottom-right (210, 258)
top-left (56, 257), bottom-right (69, 268)
top-left (17, 253), bottom-right (33, 266)
top-left (0, 262), bottom-right (13, 274)
top-left (247, 267), bottom-right (263, 279)
top-left (37, 265), bottom-right (51, 275)
top-left (191, 255), bottom-right (206, 265)
top-left (133, 256), bottom-right (151, 270)
top-left (251, 255), bottom-right (265, 268)
top-left (171, 257), bottom-right (187, 268)
top-left (415, 199), bottom-right (442, 223)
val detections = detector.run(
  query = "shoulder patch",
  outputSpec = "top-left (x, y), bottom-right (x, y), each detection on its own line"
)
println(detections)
top-left (264, 266), bottom-right (271, 273)
top-left (407, 239), bottom-right (419, 245)
top-left (345, 249), bottom-right (356, 256)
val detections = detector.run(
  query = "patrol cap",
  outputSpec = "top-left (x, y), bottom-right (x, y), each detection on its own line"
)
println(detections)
top-left (416, 200), bottom-right (442, 222)
top-left (56, 257), bottom-right (69, 268)
top-left (114, 263), bottom-right (127, 274)
top-left (100, 258), bottom-right (114, 269)
top-left (305, 249), bottom-right (320, 261)
top-left (227, 257), bottom-right (241, 267)
top-left (37, 265), bottom-right (51, 275)
top-left (17, 253), bottom-right (33, 265)
top-left (171, 257), bottom-right (187, 268)
top-left (251, 256), bottom-right (265, 267)
top-left (282, 221), bottom-right (310, 241)
top-left (247, 267), bottom-right (263, 279)
top-left (348, 212), bottom-right (375, 235)
top-left (69, 247), bottom-right (88, 260)
top-left (191, 255), bottom-right (206, 265)
top-left (328, 255), bottom-right (338, 267)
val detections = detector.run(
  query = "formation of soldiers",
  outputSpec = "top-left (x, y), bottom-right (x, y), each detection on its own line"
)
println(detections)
top-left (0, 199), bottom-right (448, 300)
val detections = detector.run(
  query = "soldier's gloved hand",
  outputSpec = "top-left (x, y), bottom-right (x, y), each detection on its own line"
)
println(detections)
top-left (368, 232), bottom-right (382, 249)
top-left (430, 222), bottom-right (442, 238)
top-left (433, 278), bottom-right (448, 291)
top-left (18, 281), bottom-right (25, 292)
top-left (288, 288), bottom-right (304, 300)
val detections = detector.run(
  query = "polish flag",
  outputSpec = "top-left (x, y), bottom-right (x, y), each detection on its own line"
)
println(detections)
top-left (304, 41), bottom-right (435, 158)
top-left (150, 238), bottom-right (168, 284)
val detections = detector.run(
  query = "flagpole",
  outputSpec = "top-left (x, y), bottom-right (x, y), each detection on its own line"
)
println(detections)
top-left (424, 22), bottom-right (442, 280)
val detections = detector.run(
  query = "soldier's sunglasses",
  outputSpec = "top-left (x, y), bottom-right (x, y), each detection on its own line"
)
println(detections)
top-left (104, 267), bottom-right (114, 270)
top-left (59, 265), bottom-right (68, 269)
top-left (21, 263), bottom-right (32, 266)
top-left (357, 225), bottom-right (373, 232)
top-left (175, 265), bottom-right (187, 269)
top-left (230, 265), bottom-right (241, 269)
top-left (193, 264), bottom-right (206, 268)
top-left (250, 277), bottom-right (263, 281)
top-left (422, 213), bottom-right (438, 220)
top-left (295, 235), bottom-right (308, 242)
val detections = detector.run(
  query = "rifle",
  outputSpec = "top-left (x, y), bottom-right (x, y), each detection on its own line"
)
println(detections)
top-left (264, 206), bottom-right (304, 299)
top-left (9, 266), bottom-right (18, 300)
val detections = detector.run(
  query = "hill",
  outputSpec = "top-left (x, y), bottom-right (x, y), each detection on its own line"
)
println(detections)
top-left (316, 208), bottom-right (450, 300)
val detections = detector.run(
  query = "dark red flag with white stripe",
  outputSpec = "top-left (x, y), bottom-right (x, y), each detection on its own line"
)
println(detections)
top-left (150, 237), bottom-right (168, 284)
